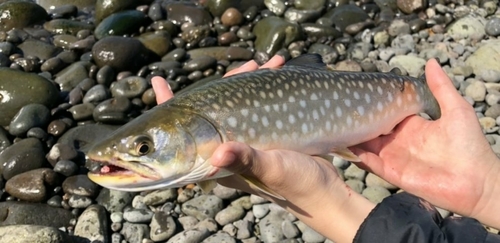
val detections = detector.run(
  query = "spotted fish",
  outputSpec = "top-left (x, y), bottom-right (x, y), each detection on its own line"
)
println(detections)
top-left (86, 54), bottom-right (440, 199)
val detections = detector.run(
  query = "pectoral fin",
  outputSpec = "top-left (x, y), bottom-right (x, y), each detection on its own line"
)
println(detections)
top-left (330, 148), bottom-right (361, 162)
top-left (236, 174), bottom-right (285, 201)
top-left (197, 179), bottom-right (218, 193)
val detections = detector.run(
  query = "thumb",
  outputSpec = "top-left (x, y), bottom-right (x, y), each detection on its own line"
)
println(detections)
top-left (425, 59), bottom-right (470, 115)
top-left (210, 141), bottom-right (265, 176)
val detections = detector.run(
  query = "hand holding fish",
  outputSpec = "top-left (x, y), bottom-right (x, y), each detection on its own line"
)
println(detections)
top-left (352, 59), bottom-right (500, 229)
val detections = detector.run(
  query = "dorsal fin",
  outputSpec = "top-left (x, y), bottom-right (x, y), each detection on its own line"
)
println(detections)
top-left (284, 54), bottom-right (326, 69)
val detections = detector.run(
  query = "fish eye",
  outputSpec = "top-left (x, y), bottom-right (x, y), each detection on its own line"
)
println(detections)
top-left (131, 135), bottom-right (154, 156)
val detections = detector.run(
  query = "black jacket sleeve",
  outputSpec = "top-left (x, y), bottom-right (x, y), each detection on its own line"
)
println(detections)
top-left (354, 192), bottom-right (500, 243)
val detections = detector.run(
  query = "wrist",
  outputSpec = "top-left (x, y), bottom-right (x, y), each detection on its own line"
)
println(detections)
top-left (281, 175), bottom-right (375, 243)
top-left (470, 155), bottom-right (500, 228)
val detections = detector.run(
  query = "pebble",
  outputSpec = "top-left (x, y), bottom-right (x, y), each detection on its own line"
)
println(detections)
top-left (259, 212), bottom-right (285, 242)
top-left (5, 168), bottom-right (60, 202)
top-left (365, 173), bottom-right (398, 190)
top-left (0, 225), bottom-right (70, 243)
top-left (203, 232), bottom-right (237, 243)
top-left (181, 195), bottom-right (224, 220)
top-left (62, 175), bottom-right (99, 197)
top-left (447, 15), bottom-right (486, 41)
top-left (150, 212), bottom-right (176, 241)
top-left (74, 205), bottom-right (109, 242)
top-left (0, 201), bottom-right (74, 227)
top-left (234, 219), bottom-right (253, 239)
top-left (344, 163), bottom-right (367, 181)
top-left (362, 186), bottom-right (392, 203)
top-left (345, 179), bottom-right (365, 194)
top-left (123, 208), bottom-right (154, 223)
top-left (296, 221), bottom-right (326, 242)
top-left (0, 138), bottom-right (46, 180)
top-left (281, 220), bottom-right (300, 238)
top-left (465, 80), bottom-right (487, 102)
top-left (121, 222), bottom-right (150, 243)
top-left (485, 18), bottom-right (500, 37)
top-left (142, 188), bottom-right (177, 206)
top-left (215, 205), bottom-right (246, 225)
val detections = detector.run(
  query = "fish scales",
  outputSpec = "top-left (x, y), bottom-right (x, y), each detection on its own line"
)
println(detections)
top-left (169, 65), bottom-right (438, 155)
top-left (86, 54), bottom-right (441, 193)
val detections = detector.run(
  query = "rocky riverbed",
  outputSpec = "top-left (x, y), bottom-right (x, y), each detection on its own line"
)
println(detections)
top-left (0, 0), bottom-right (499, 242)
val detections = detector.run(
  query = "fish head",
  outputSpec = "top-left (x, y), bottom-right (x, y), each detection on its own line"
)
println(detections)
top-left (86, 105), bottom-right (223, 191)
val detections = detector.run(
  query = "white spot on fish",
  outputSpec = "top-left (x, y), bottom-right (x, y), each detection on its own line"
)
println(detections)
top-left (227, 116), bottom-right (238, 128)
top-left (381, 78), bottom-right (387, 84)
top-left (282, 103), bottom-right (288, 112)
top-left (289, 96), bottom-right (296, 102)
top-left (276, 120), bottom-right (283, 129)
top-left (325, 121), bottom-right (332, 130)
top-left (333, 91), bottom-right (339, 100)
top-left (358, 81), bottom-right (364, 88)
top-left (315, 80), bottom-right (321, 88)
top-left (264, 105), bottom-right (271, 112)
top-left (236, 92), bottom-right (243, 98)
top-left (269, 92), bottom-right (274, 99)
top-left (397, 96), bottom-right (403, 106)
top-left (245, 99), bottom-right (251, 106)
top-left (265, 83), bottom-right (271, 89)
top-left (388, 92), bottom-right (393, 102)
top-left (301, 89), bottom-right (307, 95)
top-left (310, 93), bottom-right (318, 100)
top-left (298, 111), bottom-right (305, 118)
top-left (377, 101), bottom-right (384, 111)
top-left (252, 113), bottom-right (259, 122)
top-left (262, 116), bottom-right (269, 127)
top-left (369, 112), bottom-right (374, 121)
top-left (302, 123), bottom-right (308, 133)
top-left (273, 104), bottom-right (280, 112)
top-left (248, 128), bottom-right (256, 138)
top-left (353, 91), bottom-right (360, 100)
top-left (365, 93), bottom-right (371, 103)
top-left (272, 132), bottom-right (279, 140)
top-left (336, 106), bottom-right (342, 117)
top-left (240, 109), bottom-right (249, 117)
top-left (299, 100), bottom-right (307, 108)
top-left (416, 94), bottom-right (421, 102)
top-left (291, 81), bottom-right (298, 87)
top-left (390, 82), bottom-right (395, 89)
top-left (259, 91), bottom-right (267, 99)
top-left (367, 83), bottom-right (373, 92)
top-left (344, 99), bottom-right (351, 107)
top-left (336, 82), bottom-right (342, 89)
top-left (324, 82), bottom-right (329, 89)
top-left (253, 100), bottom-right (260, 107)
top-left (325, 100), bottom-right (331, 108)
top-left (357, 106), bottom-right (365, 116)
top-left (345, 88), bottom-right (350, 94)
top-left (226, 100), bottom-right (234, 108)
top-left (407, 93), bottom-right (413, 102)
top-left (289, 114), bottom-right (296, 124)
top-left (212, 103), bottom-right (220, 109)
top-left (312, 110), bottom-right (319, 120)
top-left (377, 86), bottom-right (383, 95)
top-left (320, 106), bottom-right (326, 115)
top-left (277, 89), bottom-right (283, 98)
top-left (346, 115), bottom-right (353, 126)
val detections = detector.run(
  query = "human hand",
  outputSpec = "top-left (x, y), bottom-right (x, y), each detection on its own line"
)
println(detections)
top-left (152, 56), bottom-right (374, 243)
top-left (351, 59), bottom-right (500, 228)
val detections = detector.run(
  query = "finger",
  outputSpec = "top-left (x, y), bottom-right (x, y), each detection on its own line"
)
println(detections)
top-left (260, 55), bottom-right (285, 69)
top-left (425, 59), bottom-right (471, 115)
top-left (210, 141), bottom-right (263, 175)
top-left (151, 76), bottom-right (173, 104)
top-left (224, 60), bottom-right (259, 77)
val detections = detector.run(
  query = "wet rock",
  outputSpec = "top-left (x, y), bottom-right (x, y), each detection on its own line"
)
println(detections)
top-left (166, 2), bottom-right (213, 26)
top-left (0, 225), bottom-right (70, 243)
top-left (54, 61), bottom-right (91, 91)
top-left (74, 205), bottom-right (109, 242)
top-left (92, 97), bottom-right (132, 124)
top-left (324, 4), bottom-right (369, 31)
top-left (265, 0), bottom-right (286, 16)
top-left (284, 7), bottom-right (323, 23)
top-left (203, 0), bottom-right (264, 17)
top-left (0, 1), bottom-right (48, 31)
top-left (110, 77), bottom-right (148, 99)
top-left (8, 104), bottom-right (51, 137)
top-left (0, 138), bottom-right (46, 180)
top-left (123, 208), bottom-right (154, 223)
top-left (5, 168), bottom-right (60, 202)
top-left (253, 17), bottom-right (303, 56)
top-left (95, 10), bottom-right (150, 40)
top-left (92, 36), bottom-right (160, 72)
top-left (38, 0), bottom-right (96, 10)
top-left (57, 124), bottom-right (118, 152)
top-left (181, 25), bottom-right (212, 46)
top-left (221, 7), bottom-right (243, 26)
top-left (0, 68), bottom-right (59, 126)
top-left (203, 232), bottom-right (237, 243)
top-left (68, 195), bottom-right (93, 208)
top-left (184, 56), bottom-right (217, 72)
top-left (43, 19), bottom-right (95, 35)
top-left (485, 18), bottom-right (500, 37)
top-left (0, 127), bottom-right (11, 152)
top-left (121, 222), bottom-right (150, 243)
top-left (0, 201), bottom-right (73, 227)
top-left (137, 31), bottom-right (172, 57)
top-left (62, 175), bottom-right (99, 197)
top-left (187, 46), bottom-right (253, 61)
top-left (95, 0), bottom-right (153, 23)
top-left (18, 39), bottom-right (61, 60)
top-left (397, 0), bottom-right (426, 14)
top-left (150, 212), bottom-right (176, 241)
top-left (143, 189), bottom-right (177, 206)
top-left (301, 23), bottom-right (342, 40)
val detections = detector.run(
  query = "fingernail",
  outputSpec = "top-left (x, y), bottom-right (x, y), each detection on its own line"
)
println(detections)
top-left (166, 82), bottom-right (171, 91)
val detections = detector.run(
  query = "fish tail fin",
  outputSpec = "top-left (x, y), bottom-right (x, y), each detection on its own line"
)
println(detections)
top-left (236, 174), bottom-right (286, 201)
top-left (419, 74), bottom-right (442, 120)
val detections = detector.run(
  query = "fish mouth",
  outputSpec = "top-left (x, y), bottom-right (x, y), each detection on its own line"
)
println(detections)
top-left (86, 157), bottom-right (162, 182)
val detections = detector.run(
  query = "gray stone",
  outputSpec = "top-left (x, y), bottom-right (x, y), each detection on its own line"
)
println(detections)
top-left (143, 188), bottom-right (178, 206)
top-left (0, 138), bottom-right (46, 180)
top-left (203, 231), bottom-right (237, 243)
top-left (447, 15), bottom-right (486, 41)
top-left (344, 163), bottom-right (367, 181)
top-left (74, 205), bottom-right (109, 242)
top-left (365, 173), bottom-right (398, 190)
top-left (121, 222), bottom-right (149, 243)
top-left (123, 208), bottom-right (154, 223)
top-left (0, 202), bottom-right (74, 227)
top-left (259, 212), bottom-right (285, 242)
top-left (465, 80), bottom-right (487, 102)
top-left (252, 203), bottom-right (270, 219)
top-left (182, 195), bottom-right (224, 220)
top-left (96, 188), bottom-right (136, 213)
top-left (0, 225), bottom-right (70, 243)
top-left (465, 41), bottom-right (500, 76)
top-left (362, 186), bottom-right (391, 203)
top-left (389, 55), bottom-right (426, 77)
top-left (345, 179), bottom-right (365, 194)
top-left (216, 205), bottom-right (246, 225)
top-left (234, 219), bottom-right (253, 239)
top-left (281, 220), bottom-right (300, 239)
top-left (150, 212), bottom-right (176, 242)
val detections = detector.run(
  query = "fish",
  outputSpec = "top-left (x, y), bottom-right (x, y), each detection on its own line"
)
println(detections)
top-left (86, 54), bottom-right (441, 199)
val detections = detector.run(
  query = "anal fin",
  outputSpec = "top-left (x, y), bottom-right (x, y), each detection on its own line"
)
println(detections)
top-left (197, 179), bottom-right (218, 193)
top-left (330, 148), bottom-right (361, 162)
top-left (236, 174), bottom-right (285, 201)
